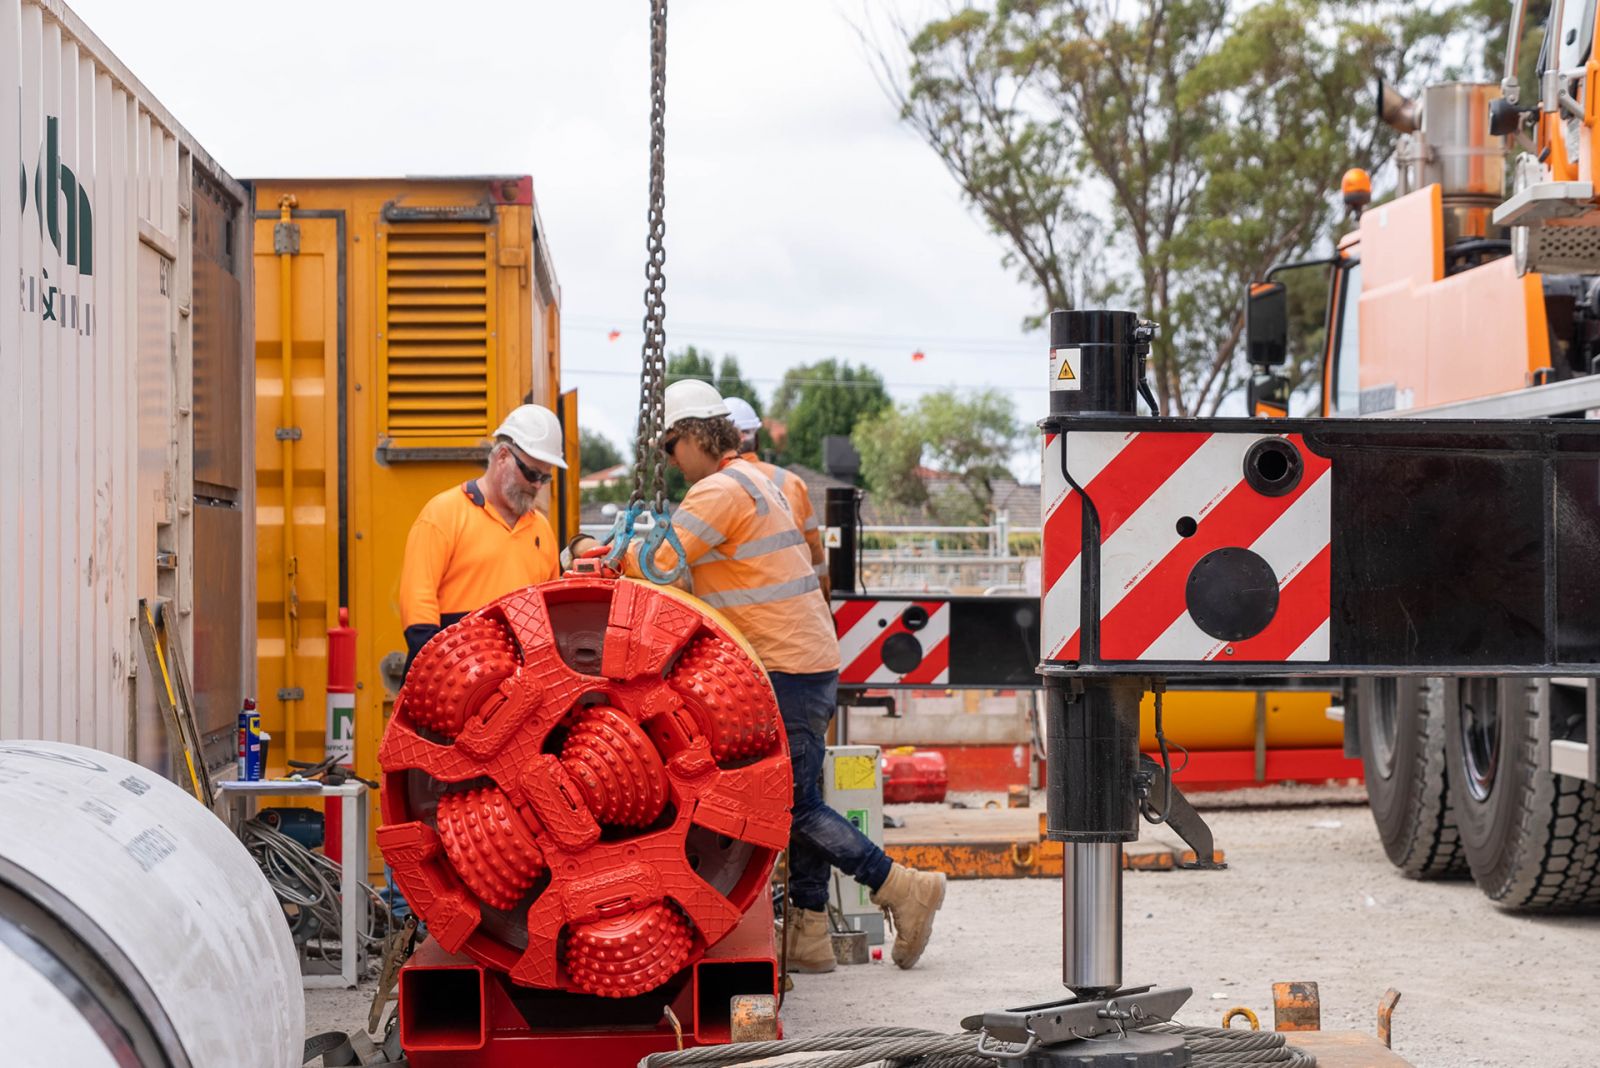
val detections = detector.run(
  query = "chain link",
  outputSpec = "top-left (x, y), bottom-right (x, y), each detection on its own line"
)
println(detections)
top-left (632, 0), bottom-right (671, 513)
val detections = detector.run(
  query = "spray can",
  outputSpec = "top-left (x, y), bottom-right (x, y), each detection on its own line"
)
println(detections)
top-left (237, 698), bottom-right (260, 780)
top-left (242, 704), bottom-right (264, 782)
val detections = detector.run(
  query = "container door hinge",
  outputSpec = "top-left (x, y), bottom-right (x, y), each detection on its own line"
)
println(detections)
top-left (278, 687), bottom-right (305, 702)
top-left (275, 427), bottom-right (302, 441)
top-left (274, 222), bottom-right (301, 255)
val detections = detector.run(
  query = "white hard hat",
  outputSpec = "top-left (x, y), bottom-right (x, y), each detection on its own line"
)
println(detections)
top-left (662, 380), bottom-right (730, 436)
top-left (493, 404), bottom-right (567, 468)
top-left (723, 396), bottom-right (761, 433)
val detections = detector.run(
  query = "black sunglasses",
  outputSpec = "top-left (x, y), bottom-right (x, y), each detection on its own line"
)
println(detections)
top-left (507, 448), bottom-right (553, 486)
top-left (660, 434), bottom-right (680, 457)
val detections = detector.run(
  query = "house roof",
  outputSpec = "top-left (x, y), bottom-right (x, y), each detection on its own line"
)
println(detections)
top-left (786, 463), bottom-right (1040, 528)
top-left (578, 463), bottom-right (629, 488)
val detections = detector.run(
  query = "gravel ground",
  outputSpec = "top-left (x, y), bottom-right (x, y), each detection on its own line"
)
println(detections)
top-left (305, 790), bottom-right (1600, 1067)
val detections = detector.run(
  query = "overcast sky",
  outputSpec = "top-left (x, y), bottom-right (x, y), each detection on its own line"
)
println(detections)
top-left (69, 0), bottom-right (1050, 467)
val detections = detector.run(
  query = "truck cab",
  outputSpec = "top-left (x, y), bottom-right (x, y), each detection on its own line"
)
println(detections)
top-left (1252, 80), bottom-right (1600, 420)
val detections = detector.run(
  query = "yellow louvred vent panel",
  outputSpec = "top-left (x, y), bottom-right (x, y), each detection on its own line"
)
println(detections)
top-left (378, 224), bottom-right (499, 442)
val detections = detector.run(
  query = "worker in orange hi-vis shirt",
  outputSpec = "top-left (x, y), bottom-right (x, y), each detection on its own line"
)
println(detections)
top-left (722, 396), bottom-right (829, 601)
top-left (397, 404), bottom-right (565, 677)
top-left (568, 381), bottom-right (945, 974)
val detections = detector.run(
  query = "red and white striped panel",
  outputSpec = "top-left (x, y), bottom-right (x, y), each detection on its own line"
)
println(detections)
top-left (1041, 431), bottom-right (1134, 659)
top-left (833, 599), bottom-right (951, 685)
top-left (1047, 431), bottom-right (1331, 664)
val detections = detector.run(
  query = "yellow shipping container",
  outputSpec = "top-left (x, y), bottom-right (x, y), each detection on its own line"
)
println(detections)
top-left (252, 177), bottom-right (577, 876)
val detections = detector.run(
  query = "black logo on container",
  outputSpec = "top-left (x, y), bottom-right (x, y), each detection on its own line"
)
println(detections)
top-left (21, 115), bottom-right (92, 274)
top-left (17, 114), bottom-right (95, 336)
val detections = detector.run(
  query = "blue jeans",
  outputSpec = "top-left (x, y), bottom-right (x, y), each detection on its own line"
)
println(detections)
top-left (770, 670), bottom-right (893, 911)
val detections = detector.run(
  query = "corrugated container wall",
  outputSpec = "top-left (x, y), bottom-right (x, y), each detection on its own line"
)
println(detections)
top-left (0, 0), bottom-right (254, 774)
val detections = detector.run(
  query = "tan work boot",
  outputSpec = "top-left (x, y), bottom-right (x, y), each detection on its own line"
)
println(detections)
top-left (782, 907), bottom-right (836, 973)
top-left (871, 863), bottom-right (946, 969)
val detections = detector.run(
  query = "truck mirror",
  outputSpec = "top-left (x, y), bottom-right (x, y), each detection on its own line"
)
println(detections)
top-left (1487, 96), bottom-right (1527, 137)
top-left (1246, 281), bottom-right (1289, 368)
top-left (1248, 369), bottom-right (1291, 419)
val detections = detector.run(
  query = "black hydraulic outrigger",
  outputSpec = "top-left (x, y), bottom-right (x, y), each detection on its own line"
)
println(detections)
top-left (830, 307), bottom-right (1600, 1064)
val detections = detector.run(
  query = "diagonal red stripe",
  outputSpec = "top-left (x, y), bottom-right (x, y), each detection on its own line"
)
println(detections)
top-left (842, 623), bottom-right (897, 684)
top-left (1084, 432), bottom-right (1210, 541)
top-left (902, 636), bottom-right (950, 685)
top-left (1048, 629), bottom-right (1081, 660)
top-left (1215, 543), bottom-right (1331, 662)
top-left (831, 599), bottom-right (874, 638)
top-left (1103, 443), bottom-right (1331, 659)
top-left (1043, 490), bottom-right (1082, 592)
top-left (1044, 434), bottom-right (1208, 594)
top-left (841, 602), bottom-right (940, 684)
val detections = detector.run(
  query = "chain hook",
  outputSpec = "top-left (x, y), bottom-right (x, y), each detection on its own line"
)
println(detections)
top-left (637, 510), bottom-right (689, 586)
top-left (595, 503), bottom-right (689, 587)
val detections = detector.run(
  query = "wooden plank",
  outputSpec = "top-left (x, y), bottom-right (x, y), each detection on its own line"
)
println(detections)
top-left (884, 806), bottom-right (1037, 845)
top-left (1286, 1032), bottom-right (1414, 1067)
top-left (884, 807), bottom-right (1223, 878)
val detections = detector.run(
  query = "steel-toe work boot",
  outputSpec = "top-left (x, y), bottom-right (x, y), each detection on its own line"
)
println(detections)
top-left (871, 863), bottom-right (946, 969)
top-left (783, 906), bottom-right (836, 973)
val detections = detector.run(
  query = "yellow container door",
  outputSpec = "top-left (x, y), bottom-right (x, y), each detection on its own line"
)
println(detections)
top-left (254, 213), bottom-right (342, 777)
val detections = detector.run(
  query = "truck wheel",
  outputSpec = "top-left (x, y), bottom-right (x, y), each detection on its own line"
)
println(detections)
top-left (1358, 677), bottom-right (1466, 878)
top-left (1444, 678), bottom-right (1600, 910)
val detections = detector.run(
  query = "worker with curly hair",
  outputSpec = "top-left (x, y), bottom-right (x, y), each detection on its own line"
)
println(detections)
top-left (568, 380), bottom-right (945, 972)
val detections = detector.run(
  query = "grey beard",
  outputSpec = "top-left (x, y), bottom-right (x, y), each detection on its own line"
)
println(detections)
top-left (506, 486), bottom-right (538, 517)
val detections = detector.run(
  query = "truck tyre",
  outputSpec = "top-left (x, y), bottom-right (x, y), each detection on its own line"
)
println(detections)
top-left (1357, 677), bottom-right (1466, 878)
top-left (1444, 678), bottom-right (1600, 910)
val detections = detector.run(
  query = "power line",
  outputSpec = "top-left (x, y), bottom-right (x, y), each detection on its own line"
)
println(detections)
top-left (562, 365), bottom-right (1047, 394)
top-left (565, 314), bottom-right (1041, 358)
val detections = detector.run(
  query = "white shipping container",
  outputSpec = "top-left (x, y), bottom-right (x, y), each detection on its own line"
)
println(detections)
top-left (0, 0), bottom-right (253, 775)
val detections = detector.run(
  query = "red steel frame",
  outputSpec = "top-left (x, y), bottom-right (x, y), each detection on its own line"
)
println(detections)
top-left (399, 892), bottom-right (781, 1067)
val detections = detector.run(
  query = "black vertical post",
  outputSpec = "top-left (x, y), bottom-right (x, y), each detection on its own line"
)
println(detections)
top-left (825, 486), bottom-right (861, 596)
top-left (1041, 309), bottom-right (1147, 998)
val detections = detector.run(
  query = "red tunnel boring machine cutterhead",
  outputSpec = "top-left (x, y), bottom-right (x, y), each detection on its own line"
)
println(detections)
top-left (377, 577), bottom-right (792, 999)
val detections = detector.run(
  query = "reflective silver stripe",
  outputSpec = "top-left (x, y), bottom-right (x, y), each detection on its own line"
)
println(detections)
top-left (814, 562), bottom-right (829, 577)
top-left (730, 527), bottom-right (806, 560)
top-left (701, 573), bottom-right (821, 608)
top-left (674, 512), bottom-right (727, 549)
top-left (721, 468), bottom-right (770, 515)
top-left (803, 515), bottom-right (819, 532)
top-left (771, 467), bottom-right (789, 489)
top-left (698, 527), bottom-right (807, 562)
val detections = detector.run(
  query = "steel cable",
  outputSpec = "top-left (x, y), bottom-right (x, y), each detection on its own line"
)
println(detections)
top-left (241, 817), bottom-right (389, 970)
top-left (640, 1020), bottom-right (1316, 1067)
top-left (1143, 1021), bottom-right (1317, 1066)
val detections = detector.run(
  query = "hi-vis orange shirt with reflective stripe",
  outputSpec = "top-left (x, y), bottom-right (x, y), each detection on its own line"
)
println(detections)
top-left (628, 458), bottom-right (840, 675)
top-left (399, 480), bottom-right (559, 628)
top-left (740, 453), bottom-right (826, 580)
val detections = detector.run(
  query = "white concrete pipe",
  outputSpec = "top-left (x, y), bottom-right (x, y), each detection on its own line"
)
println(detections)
top-left (0, 741), bottom-right (303, 1067)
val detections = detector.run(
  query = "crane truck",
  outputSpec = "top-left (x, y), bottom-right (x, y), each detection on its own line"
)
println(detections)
top-left (1245, 0), bottom-right (1600, 911)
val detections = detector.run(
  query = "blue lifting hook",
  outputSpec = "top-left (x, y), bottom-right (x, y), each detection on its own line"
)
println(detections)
top-left (598, 501), bottom-right (688, 586)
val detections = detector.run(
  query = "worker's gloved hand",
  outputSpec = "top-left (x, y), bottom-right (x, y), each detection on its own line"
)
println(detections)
top-left (401, 623), bottom-right (442, 680)
top-left (561, 535), bottom-right (599, 572)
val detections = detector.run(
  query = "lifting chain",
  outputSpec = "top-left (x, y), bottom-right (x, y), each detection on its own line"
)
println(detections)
top-left (600, 0), bottom-right (686, 584)
top-left (632, 0), bottom-right (670, 512)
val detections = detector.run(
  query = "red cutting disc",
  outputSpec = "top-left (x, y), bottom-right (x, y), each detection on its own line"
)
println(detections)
top-left (378, 577), bottom-right (791, 998)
